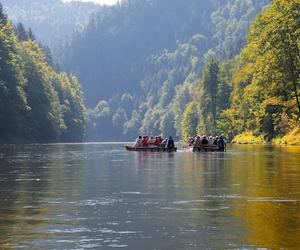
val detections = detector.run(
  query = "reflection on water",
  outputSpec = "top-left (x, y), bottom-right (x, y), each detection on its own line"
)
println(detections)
top-left (0, 143), bottom-right (300, 249)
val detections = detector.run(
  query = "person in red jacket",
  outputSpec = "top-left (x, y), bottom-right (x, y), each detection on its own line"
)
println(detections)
top-left (155, 136), bottom-right (162, 146)
top-left (148, 136), bottom-right (156, 145)
top-left (142, 136), bottom-right (148, 146)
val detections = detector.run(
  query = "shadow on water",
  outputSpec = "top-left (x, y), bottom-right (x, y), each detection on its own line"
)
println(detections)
top-left (0, 144), bottom-right (86, 249)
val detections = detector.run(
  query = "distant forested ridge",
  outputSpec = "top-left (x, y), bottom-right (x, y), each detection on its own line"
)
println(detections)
top-left (181, 0), bottom-right (300, 145)
top-left (4, 0), bottom-right (296, 144)
top-left (0, 4), bottom-right (85, 143)
top-left (59, 0), bottom-right (269, 141)
top-left (1, 0), bottom-right (102, 49)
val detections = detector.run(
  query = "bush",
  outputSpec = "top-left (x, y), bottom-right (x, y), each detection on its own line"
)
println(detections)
top-left (273, 128), bottom-right (300, 145)
top-left (232, 131), bottom-right (267, 144)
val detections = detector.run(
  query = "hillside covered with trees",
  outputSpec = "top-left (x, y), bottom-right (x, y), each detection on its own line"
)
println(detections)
top-left (1, 0), bottom-right (298, 145)
top-left (180, 0), bottom-right (300, 145)
top-left (0, 4), bottom-right (85, 143)
top-left (222, 0), bottom-right (300, 144)
top-left (1, 0), bottom-right (103, 49)
top-left (59, 0), bottom-right (269, 141)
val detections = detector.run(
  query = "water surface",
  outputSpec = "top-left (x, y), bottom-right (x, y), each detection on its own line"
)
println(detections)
top-left (0, 143), bottom-right (300, 249)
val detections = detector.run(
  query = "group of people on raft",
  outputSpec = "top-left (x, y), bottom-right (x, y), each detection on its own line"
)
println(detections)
top-left (188, 135), bottom-right (226, 150)
top-left (135, 135), bottom-right (175, 149)
top-left (133, 134), bottom-right (225, 150)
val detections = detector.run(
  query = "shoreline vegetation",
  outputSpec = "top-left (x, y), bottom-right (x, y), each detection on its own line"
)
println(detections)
top-left (232, 129), bottom-right (300, 146)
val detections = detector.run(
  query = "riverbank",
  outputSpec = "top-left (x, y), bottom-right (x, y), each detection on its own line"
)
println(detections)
top-left (232, 129), bottom-right (300, 146)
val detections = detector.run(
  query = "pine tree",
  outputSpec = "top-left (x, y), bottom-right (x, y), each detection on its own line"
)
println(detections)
top-left (15, 23), bottom-right (28, 41)
top-left (27, 28), bottom-right (35, 41)
top-left (197, 60), bottom-right (220, 135)
top-left (0, 5), bottom-right (27, 142)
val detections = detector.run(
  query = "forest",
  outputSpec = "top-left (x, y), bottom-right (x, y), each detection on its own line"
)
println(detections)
top-left (0, 0), bottom-right (299, 144)
top-left (181, 0), bottom-right (300, 145)
top-left (1, 0), bottom-right (103, 49)
top-left (0, 4), bottom-right (85, 143)
top-left (220, 0), bottom-right (300, 145)
top-left (59, 0), bottom-right (270, 141)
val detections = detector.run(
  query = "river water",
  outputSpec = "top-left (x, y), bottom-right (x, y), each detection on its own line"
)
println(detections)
top-left (0, 143), bottom-right (300, 249)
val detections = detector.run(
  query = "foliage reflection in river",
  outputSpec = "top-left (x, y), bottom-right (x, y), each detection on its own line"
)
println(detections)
top-left (0, 144), bottom-right (300, 249)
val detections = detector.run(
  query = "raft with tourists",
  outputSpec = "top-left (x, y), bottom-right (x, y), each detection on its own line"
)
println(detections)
top-left (125, 145), bottom-right (177, 152)
top-left (186, 135), bottom-right (226, 152)
top-left (125, 135), bottom-right (177, 152)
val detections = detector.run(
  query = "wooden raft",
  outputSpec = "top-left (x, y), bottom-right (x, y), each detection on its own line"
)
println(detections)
top-left (193, 145), bottom-right (225, 152)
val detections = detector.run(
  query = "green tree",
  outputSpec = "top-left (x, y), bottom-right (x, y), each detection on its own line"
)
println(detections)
top-left (0, 5), bottom-right (86, 143)
top-left (19, 40), bottom-right (65, 142)
top-left (0, 5), bottom-right (27, 142)
top-left (123, 110), bottom-right (140, 138)
top-left (180, 101), bottom-right (199, 141)
top-left (112, 108), bottom-right (128, 134)
top-left (160, 111), bottom-right (177, 138)
top-left (53, 73), bottom-right (86, 142)
top-left (197, 60), bottom-right (220, 135)
top-left (221, 0), bottom-right (300, 141)
top-left (15, 23), bottom-right (28, 41)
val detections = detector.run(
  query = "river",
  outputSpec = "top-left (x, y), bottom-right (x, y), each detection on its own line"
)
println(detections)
top-left (0, 143), bottom-right (300, 249)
